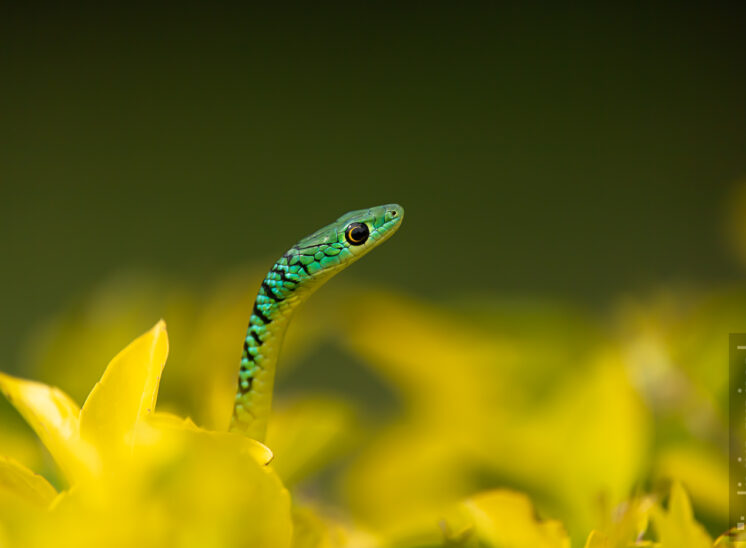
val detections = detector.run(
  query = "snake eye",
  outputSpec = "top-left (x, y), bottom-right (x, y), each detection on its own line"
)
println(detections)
top-left (345, 222), bottom-right (369, 246)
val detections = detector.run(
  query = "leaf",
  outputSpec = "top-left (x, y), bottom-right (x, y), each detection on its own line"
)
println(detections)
top-left (655, 446), bottom-right (728, 521)
top-left (144, 412), bottom-right (274, 466)
top-left (0, 372), bottom-right (97, 483)
top-left (49, 414), bottom-right (293, 548)
top-left (461, 490), bottom-right (570, 548)
top-left (590, 496), bottom-right (655, 548)
top-left (651, 482), bottom-right (711, 548)
top-left (583, 531), bottom-right (609, 548)
top-left (79, 320), bottom-right (168, 461)
top-left (0, 455), bottom-right (57, 507)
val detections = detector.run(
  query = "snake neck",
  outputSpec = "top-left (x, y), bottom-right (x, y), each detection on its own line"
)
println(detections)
top-left (228, 204), bottom-right (403, 442)
top-left (229, 250), bottom-right (334, 441)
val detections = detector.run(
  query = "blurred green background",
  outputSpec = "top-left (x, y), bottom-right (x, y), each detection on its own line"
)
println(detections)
top-left (1, 4), bottom-right (745, 372)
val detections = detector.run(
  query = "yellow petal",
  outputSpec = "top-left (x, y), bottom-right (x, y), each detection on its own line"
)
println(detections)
top-left (590, 495), bottom-right (654, 548)
top-left (583, 531), bottom-right (609, 548)
top-left (48, 416), bottom-right (292, 548)
top-left (0, 455), bottom-right (57, 507)
top-left (651, 482), bottom-right (711, 548)
top-left (79, 320), bottom-right (168, 460)
top-left (0, 372), bottom-right (96, 483)
top-left (655, 445), bottom-right (728, 522)
top-left (461, 490), bottom-right (570, 548)
top-left (144, 412), bottom-right (274, 466)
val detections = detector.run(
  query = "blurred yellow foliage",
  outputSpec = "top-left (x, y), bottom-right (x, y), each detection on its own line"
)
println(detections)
top-left (335, 291), bottom-right (649, 542)
top-left (454, 490), bottom-right (571, 548)
top-left (651, 482), bottom-right (712, 548)
top-left (0, 322), bottom-right (291, 547)
top-left (0, 265), bottom-right (739, 546)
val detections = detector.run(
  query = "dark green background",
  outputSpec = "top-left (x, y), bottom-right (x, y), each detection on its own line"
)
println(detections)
top-left (1, 4), bottom-right (745, 370)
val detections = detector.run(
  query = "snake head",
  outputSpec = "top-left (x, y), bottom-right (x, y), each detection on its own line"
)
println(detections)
top-left (289, 203), bottom-right (404, 276)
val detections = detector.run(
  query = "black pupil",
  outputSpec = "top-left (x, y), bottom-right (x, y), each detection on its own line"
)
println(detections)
top-left (347, 223), bottom-right (369, 245)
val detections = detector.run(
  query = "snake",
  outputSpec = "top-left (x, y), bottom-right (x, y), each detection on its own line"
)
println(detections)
top-left (229, 204), bottom-right (404, 441)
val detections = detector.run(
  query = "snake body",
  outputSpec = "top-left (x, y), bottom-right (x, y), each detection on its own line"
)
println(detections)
top-left (230, 204), bottom-right (404, 441)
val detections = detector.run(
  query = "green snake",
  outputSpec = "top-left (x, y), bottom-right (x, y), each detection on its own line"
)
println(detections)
top-left (230, 204), bottom-right (404, 441)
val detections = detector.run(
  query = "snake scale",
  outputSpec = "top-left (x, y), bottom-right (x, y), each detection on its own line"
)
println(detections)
top-left (230, 204), bottom-right (404, 441)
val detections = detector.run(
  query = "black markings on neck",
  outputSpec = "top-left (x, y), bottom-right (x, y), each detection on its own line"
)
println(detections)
top-left (252, 302), bottom-right (272, 325)
top-left (238, 376), bottom-right (253, 395)
top-left (271, 265), bottom-right (298, 286)
top-left (261, 280), bottom-right (285, 302)
top-left (241, 342), bottom-right (255, 362)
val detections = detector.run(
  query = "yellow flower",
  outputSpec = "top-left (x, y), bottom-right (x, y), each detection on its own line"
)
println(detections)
top-left (0, 321), bottom-right (291, 548)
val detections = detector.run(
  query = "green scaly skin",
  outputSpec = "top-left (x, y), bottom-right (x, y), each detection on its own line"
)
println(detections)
top-left (230, 204), bottom-right (404, 441)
